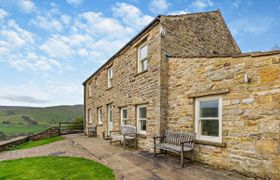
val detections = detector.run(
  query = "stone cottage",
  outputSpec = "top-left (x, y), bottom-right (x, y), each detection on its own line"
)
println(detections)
top-left (83, 10), bottom-right (280, 179)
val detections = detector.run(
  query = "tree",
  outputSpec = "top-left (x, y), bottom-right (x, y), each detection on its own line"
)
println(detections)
top-left (73, 116), bottom-right (83, 124)
top-left (272, 44), bottom-right (280, 50)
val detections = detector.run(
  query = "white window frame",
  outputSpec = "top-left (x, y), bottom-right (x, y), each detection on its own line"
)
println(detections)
top-left (195, 96), bottom-right (222, 143)
top-left (107, 68), bottom-right (113, 88)
top-left (88, 109), bottom-right (92, 124)
top-left (137, 41), bottom-right (148, 73)
top-left (137, 105), bottom-right (147, 134)
top-left (97, 107), bottom-right (102, 125)
top-left (88, 83), bottom-right (92, 97)
top-left (121, 108), bottom-right (128, 126)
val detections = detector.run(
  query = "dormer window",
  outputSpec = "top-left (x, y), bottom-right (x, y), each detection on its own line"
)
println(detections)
top-left (108, 67), bottom-right (113, 88)
top-left (138, 41), bottom-right (148, 73)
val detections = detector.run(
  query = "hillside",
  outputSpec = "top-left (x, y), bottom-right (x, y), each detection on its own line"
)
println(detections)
top-left (0, 105), bottom-right (83, 140)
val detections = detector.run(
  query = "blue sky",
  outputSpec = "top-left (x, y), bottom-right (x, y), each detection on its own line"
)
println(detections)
top-left (0, 0), bottom-right (279, 107)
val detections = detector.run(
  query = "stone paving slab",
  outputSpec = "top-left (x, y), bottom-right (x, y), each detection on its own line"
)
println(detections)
top-left (65, 133), bottom-right (252, 180)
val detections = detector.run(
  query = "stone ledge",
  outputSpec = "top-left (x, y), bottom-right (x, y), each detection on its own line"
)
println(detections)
top-left (134, 69), bottom-right (148, 77)
top-left (195, 140), bottom-right (226, 148)
top-left (188, 88), bottom-right (230, 98)
top-left (105, 87), bottom-right (113, 91)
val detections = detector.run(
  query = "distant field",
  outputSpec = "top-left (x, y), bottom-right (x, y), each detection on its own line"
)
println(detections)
top-left (0, 105), bottom-right (83, 140)
top-left (0, 124), bottom-right (49, 136)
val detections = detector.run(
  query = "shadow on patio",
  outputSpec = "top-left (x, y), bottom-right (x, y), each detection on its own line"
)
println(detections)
top-left (64, 133), bottom-right (251, 180)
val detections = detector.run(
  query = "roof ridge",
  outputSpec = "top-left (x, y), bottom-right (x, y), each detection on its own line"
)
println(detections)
top-left (161, 9), bottom-right (220, 17)
top-left (166, 50), bottom-right (280, 59)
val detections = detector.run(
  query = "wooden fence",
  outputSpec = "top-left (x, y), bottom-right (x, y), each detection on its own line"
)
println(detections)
top-left (58, 122), bottom-right (83, 135)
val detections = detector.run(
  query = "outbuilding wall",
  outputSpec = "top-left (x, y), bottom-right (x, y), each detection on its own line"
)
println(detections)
top-left (166, 54), bottom-right (280, 178)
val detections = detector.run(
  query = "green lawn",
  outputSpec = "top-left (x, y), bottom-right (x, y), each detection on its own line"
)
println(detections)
top-left (0, 124), bottom-right (49, 136)
top-left (0, 156), bottom-right (115, 180)
top-left (10, 136), bottom-right (64, 150)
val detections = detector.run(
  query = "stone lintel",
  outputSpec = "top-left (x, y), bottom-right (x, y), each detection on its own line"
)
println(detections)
top-left (196, 140), bottom-right (227, 148)
top-left (188, 88), bottom-right (230, 98)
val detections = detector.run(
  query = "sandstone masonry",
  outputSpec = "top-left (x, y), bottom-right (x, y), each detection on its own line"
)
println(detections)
top-left (83, 10), bottom-right (280, 179)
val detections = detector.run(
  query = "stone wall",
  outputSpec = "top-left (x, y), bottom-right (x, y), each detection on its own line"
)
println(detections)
top-left (159, 10), bottom-right (241, 135)
top-left (166, 53), bottom-right (280, 179)
top-left (0, 127), bottom-right (60, 151)
top-left (160, 11), bottom-right (240, 57)
top-left (84, 23), bottom-right (162, 150)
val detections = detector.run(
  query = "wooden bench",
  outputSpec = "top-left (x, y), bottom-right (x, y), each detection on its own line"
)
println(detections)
top-left (87, 125), bottom-right (97, 137)
top-left (153, 130), bottom-right (195, 167)
top-left (110, 125), bottom-right (137, 150)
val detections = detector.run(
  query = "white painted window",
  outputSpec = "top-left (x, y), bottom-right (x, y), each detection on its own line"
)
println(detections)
top-left (137, 105), bottom-right (147, 134)
top-left (137, 41), bottom-right (148, 73)
top-left (195, 96), bottom-right (222, 143)
top-left (97, 107), bottom-right (102, 125)
top-left (88, 84), bottom-right (92, 97)
top-left (121, 108), bottom-right (128, 125)
top-left (108, 68), bottom-right (113, 88)
top-left (88, 109), bottom-right (92, 124)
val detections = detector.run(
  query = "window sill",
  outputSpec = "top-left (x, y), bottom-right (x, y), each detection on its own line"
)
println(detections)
top-left (195, 140), bottom-right (226, 147)
top-left (134, 70), bottom-right (148, 77)
top-left (106, 87), bottom-right (113, 91)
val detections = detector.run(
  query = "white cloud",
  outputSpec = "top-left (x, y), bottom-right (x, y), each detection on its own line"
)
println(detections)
top-left (75, 11), bottom-right (133, 39)
top-left (67, 0), bottom-right (83, 6)
top-left (232, 0), bottom-right (241, 8)
top-left (8, 52), bottom-right (62, 71)
top-left (18, 0), bottom-right (37, 13)
top-left (40, 36), bottom-right (73, 58)
top-left (60, 14), bottom-right (71, 25)
top-left (0, 8), bottom-right (8, 20)
top-left (30, 16), bottom-right (63, 32)
top-left (0, 81), bottom-right (82, 106)
top-left (229, 17), bottom-right (276, 36)
top-left (190, 0), bottom-right (214, 10)
top-left (168, 10), bottom-right (189, 15)
top-left (112, 3), bottom-right (154, 28)
top-left (0, 20), bottom-right (34, 48)
top-left (149, 0), bottom-right (170, 14)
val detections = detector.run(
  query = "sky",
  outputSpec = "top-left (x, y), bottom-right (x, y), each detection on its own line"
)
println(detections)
top-left (0, 0), bottom-right (279, 107)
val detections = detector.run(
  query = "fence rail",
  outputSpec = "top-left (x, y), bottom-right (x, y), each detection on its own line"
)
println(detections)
top-left (58, 122), bottom-right (83, 135)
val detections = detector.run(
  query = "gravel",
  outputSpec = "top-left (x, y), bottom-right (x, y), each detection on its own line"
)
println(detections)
top-left (0, 138), bottom-right (100, 162)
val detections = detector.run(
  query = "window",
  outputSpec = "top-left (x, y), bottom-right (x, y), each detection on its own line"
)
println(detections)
top-left (97, 107), bottom-right (102, 125)
top-left (88, 109), bottom-right (92, 124)
top-left (121, 108), bottom-right (128, 125)
top-left (108, 68), bottom-right (113, 88)
top-left (137, 41), bottom-right (148, 73)
top-left (137, 105), bottom-right (147, 134)
top-left (88, 83), bottom-right (92, 97)
top-left (195, 96), bottom-right (222, 143)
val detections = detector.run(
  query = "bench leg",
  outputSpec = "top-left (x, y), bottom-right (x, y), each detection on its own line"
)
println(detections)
top-left (153, 146), bottom-right (156, 157)
top-left (181, 151), bottom-right (184, 168)
top-left (124, 138), bottom-right (126, 150)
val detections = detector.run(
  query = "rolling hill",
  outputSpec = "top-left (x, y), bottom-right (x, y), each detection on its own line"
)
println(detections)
top-left (0, 105), bottom-right (83, 140)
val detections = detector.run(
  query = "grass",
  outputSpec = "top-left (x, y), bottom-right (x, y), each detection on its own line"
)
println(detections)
top-left (10, 136), bottom-right (64, 150)
top-left (0, 156), bottom-right (115, 180)
top-left (0, 124), bottom-right (49, 136)
top-left (0, 105), bottom-right (83, 125)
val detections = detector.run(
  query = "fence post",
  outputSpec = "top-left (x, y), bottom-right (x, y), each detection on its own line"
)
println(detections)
top-left (58, 122), bottom-right (61, 135)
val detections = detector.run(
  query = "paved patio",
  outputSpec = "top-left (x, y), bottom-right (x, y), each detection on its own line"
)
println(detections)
top-left (64, 134), bottom-right (251, 180)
